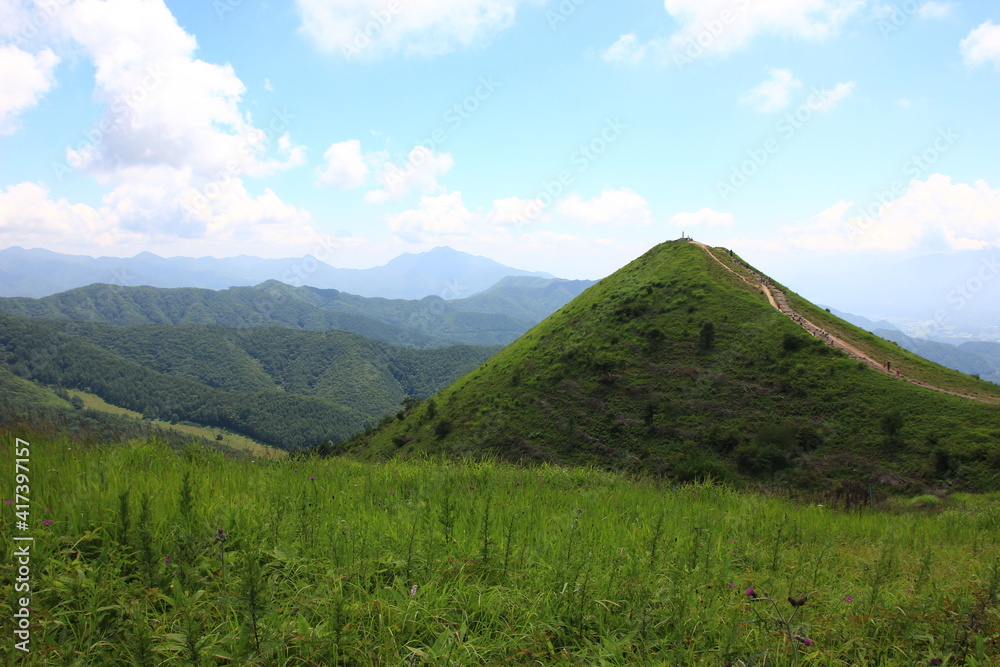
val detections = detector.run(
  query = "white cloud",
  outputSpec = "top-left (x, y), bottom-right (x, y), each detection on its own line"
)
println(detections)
top-left (386, 190), bottom-right (476, 242)
top-left (740, 68), bottom-right (802, 113)
top-left (57, 0), bottom-right (305, 180)
top-left (662, 0), bottom-right (863, 61)
top-left (782, 175), bottom-right (1000, 252)
top-left (556, 188), bottom-right (653, 226)
top-left (602, 34), bottom-right (647, 65)
top-left (0, 0), bottom-right (320, 256)
top-left (365, 146), bottom-right (454, 203)
top-left (810, 80), bottom-right (855, 112)
top-left (295, 0), bottom-right (533, 59)
top-left (316, 140), bottom-right (370, 188)
top-left (0, 182), bottom-right (105, 247)
top-left (961, 20), bottom-right (1000, 70)
top-left (917, 1), bottom-right (954, 20)
top-left (0, 172), bottom-right (329, 258)
top-left (0, 45), bottom-right (59, 135)
top-left (669, 208), bottom-right (735, 228)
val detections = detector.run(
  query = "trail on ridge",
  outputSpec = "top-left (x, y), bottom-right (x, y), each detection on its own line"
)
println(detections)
top-left (691, 241), bottom-right (1000, 406)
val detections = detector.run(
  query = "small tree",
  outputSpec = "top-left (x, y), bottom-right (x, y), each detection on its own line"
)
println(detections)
top-left (881, 410), bottom-right (905, 444)
top-left (698, 321), bottom-right (716, 351)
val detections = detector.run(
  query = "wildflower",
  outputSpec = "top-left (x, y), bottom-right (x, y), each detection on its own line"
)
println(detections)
top-left (164, 556), bottom-right (172, 564)
top-left (215, 528), bottom-right (228, 544)
top-left (470, 485), bottom-right (476, 490)
top-left (787, 596), bottom-right (808, 607)
top-left (728, 583), bottom-right (735, 588)
top-left (310, 476), bottom-right (315, 480)
top-left (409, 584), bottom-right (419, 596)
top-left (792, 635), bottom-right (813, 647)
top-left (746, 587), bottom-right (757, 598)
top-left (42, 520), bottom-right (53, 526)
top-left (3, 500), bottom-right (11, 504)
top-left (844, 595), bottom-right (853, 602)
top-left (515, 481), bottom-right (521, 486)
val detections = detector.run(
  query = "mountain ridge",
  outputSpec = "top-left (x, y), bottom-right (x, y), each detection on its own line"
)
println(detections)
top-left (0, 245), bottom-right (556, 299)
top-left (352, 240), bottom-right (1000, 492)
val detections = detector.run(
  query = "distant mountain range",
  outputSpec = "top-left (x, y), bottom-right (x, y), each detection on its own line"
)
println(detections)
top-left (0, 276), bottom-right (595, 348)
top-left (776, 248), bottom-right (1000, 342)
top-left (0, 245), bottom-right (555, 299)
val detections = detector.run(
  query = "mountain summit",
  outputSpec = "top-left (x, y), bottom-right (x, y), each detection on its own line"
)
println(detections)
top-left (354, 241), bottom-right (1000, 492)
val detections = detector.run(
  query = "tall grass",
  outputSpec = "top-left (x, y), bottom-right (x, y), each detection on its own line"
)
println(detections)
top-left (2, 433), bottom-right (999, 665)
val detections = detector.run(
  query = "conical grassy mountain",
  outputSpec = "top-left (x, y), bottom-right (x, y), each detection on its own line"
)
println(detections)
top-left (353, 241), bottom-right (1000, 493)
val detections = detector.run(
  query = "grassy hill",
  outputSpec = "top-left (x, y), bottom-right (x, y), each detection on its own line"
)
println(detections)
top-left (354, 241), bottom-right (1000, 493)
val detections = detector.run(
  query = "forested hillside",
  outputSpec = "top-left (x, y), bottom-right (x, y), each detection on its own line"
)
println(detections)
top-left (0, 314), bottom-right (496, 449)
top-left (0, 276), bottom-right (593, 347)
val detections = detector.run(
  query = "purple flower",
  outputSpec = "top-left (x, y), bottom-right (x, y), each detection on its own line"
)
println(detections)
top-left (42, 520), bottom-right (53, 526)
top-left (746, 587), bottom-right (757, 598)
top-left (845, 595), bottom-right (853, 602)
top-left (515, 481), bottom-right (521, 486)
top-left (470, 485), bottom-right (476, 490)
top-left (728, 583), bottom-right (735, 588)
top-left (164, 556), bottom-right (172, 564)
top-left (3, 500), bottom-right (12, 504)
top-left (793, 635), bottom-right (814, 647)
top-left (309, 476), bottom-right (315, 480)
top-left (409, 584), bottom-right (419, 596)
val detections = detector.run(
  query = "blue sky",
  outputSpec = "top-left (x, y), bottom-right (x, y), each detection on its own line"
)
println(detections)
top-left (1, 0), bottom-right (999, 282)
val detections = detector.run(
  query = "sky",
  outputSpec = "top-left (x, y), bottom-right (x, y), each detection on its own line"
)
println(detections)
top-left (1, 0), bottom-right (999, 284)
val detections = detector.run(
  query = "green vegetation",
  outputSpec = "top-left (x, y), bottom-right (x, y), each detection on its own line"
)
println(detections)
top-left (0, 314), bottom-right (496, 450)
top-left (357, 241), bottom-right (1000, 494)
top-left (0, 368), bottom-right (232, 456)
top-left (0, 278), bottom-right (576, 347)
top-left (2, 431), bottom-right (999, 665)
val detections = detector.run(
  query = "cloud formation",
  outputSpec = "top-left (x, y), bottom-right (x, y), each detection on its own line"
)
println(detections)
top-left (605, 0), bottom-right (864, 65)
top-left (961, 20), bottom-right (1000, 70)
top-left (739, 68), bottom-right (802, 113)
top-left (783, 175), bottom-right (1000, 252)
top-left (0, 45), bottom-right (59, 135)
top-left (296, 0), bottom-right (535, 59)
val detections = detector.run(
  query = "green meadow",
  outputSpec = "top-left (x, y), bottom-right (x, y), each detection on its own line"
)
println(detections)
top-left (3, 432), bottom-right (999, 665)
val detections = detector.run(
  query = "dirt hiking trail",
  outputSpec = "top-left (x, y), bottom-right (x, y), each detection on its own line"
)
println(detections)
top-left (692, 241), bottom-right (1000, 406)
